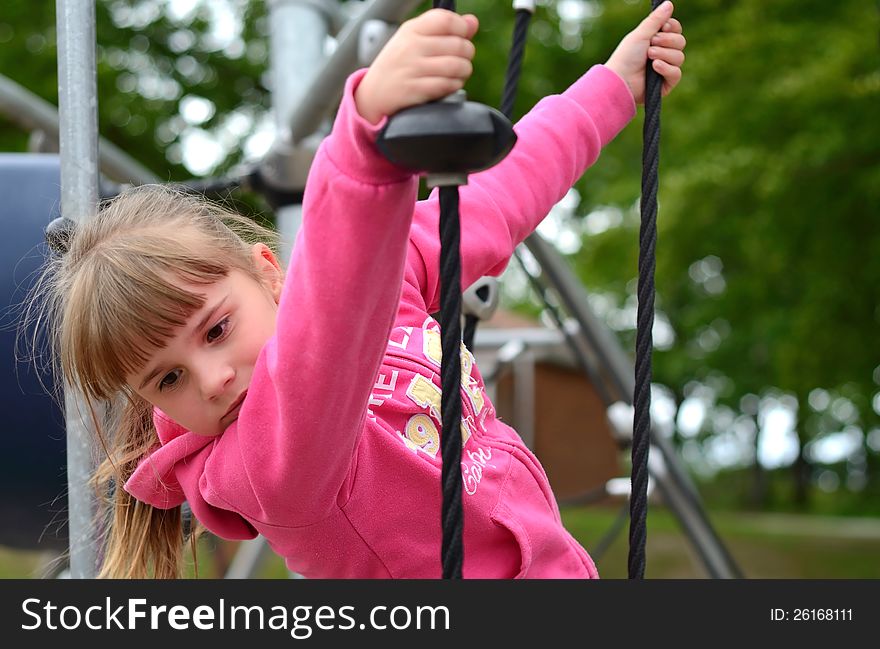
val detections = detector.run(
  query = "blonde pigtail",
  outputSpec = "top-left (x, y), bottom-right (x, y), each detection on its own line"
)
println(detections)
top-left (24, 185), bottom-right (277, 578)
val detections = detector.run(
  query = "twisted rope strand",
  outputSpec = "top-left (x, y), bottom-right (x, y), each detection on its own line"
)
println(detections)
top-left (630, 0), bottom-right (664, 580)
top-left (463, 7), bottom-right (532, 351)
top-left (439, 185), bottom-right (464, 579)
top-left (434, 0), bottom-right (464, 582)
top-left (500, 9), bottom-right (531, 119)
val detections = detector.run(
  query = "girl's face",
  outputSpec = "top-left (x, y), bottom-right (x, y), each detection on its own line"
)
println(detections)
top-left (126, 244), bottom-right (283, 436)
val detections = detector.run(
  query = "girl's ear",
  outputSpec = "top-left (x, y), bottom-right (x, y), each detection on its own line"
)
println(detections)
top-left (250, 243), bottom-right (283, 304)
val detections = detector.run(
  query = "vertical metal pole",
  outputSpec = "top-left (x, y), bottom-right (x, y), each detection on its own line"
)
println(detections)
top-left (268, 0), bottom-right (333, 261)
top-left (56, 0), bottom-right (99, 578)
top-left (513, 350), bottom-right (535, 450)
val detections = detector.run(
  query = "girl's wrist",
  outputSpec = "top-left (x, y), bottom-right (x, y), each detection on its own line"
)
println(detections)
top-left (354, 74), bottom-right (384, 125)
top-left (603, 61), bottom-right (635, 103)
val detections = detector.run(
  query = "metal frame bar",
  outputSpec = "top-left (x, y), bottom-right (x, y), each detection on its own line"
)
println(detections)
top-left (286, 0), bottom-right (422, 144)
top-left (55, 0), bottom-right (100, 579)
top-left (267, 0), bottom-right (335, 282)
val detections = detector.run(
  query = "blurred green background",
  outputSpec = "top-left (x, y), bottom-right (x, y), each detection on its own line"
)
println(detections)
top-left (1, 0), bottom-right (877, 577)
top-left (5, 505), bottom-right (880, 579)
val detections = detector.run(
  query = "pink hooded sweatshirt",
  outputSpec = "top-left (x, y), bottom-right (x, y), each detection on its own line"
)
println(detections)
top-left (125, 65), bottom-right (635, 578)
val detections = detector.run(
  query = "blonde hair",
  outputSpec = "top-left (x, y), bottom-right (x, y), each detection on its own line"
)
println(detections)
top-left (26, 184), bottom-right (278, 578)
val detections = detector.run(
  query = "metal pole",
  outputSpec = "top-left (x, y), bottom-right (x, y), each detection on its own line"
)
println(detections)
top-left (257, 0), bottom-right (337, 578)
top-left (224, 537), bottom-right (276, 579)
top-left (257, 1), bottom-right (421, 260)
top-left (56, 0), bottom-right (100, 578)
top-left (288, 0), bottom-right (422, 144)
top-left (266, 0), bottom-right (334, 261)
top-left (512, 350), bottom-right (535, 449)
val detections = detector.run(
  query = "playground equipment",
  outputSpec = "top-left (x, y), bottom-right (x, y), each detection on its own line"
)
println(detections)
top-left (0, 154), bottom-right (67, 552)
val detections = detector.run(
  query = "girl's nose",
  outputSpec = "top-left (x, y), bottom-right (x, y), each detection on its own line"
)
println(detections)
top-left (198, 362), bottom-right (235, 400)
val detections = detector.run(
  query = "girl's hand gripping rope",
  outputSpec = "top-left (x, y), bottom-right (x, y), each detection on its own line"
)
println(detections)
top-left (604, 1), bottom-right (686, 105)
top-left (355, 9), bottom-right (479, 125)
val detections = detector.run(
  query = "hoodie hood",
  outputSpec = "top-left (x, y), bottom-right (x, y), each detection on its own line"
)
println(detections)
top-left (123, 409), bottom-right (212, 509)
top-left (122, 409), bottom-right (257, 539)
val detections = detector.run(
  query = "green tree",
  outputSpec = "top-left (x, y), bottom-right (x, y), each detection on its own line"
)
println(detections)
top-left (1, 0), bottom-right (268, 180)
top-left (468, 0), bottom-right (879, 511)
top-left (564, 0), bottom-right (880, 509)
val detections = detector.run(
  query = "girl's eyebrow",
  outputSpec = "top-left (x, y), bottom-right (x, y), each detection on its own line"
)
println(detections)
top-left (193, 294), bottom-right (229, 338)
top-left (137, 294), bottom-right (229, 390)
top-left (138, 367), bottom-right (162, 390)
top-left (139, 366), bottom-right (164, 391)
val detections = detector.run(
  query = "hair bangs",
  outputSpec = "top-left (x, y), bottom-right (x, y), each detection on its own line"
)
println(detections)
top-left (63, 237), bottom-right (233, 400)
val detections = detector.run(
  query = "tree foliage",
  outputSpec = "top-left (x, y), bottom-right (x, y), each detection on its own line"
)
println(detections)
top-left (563, 0), bottom-right (880, 506)
top-left (1, 0), bottom-right (268, 179)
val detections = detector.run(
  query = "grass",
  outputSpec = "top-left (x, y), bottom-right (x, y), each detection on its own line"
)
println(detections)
top-left (560, 505), bottom-right (880, 579)
top-left (3, 505), bottom-right (879, 579)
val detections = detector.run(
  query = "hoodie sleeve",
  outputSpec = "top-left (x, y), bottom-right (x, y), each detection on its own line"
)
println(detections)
top-left (402, 64), bottom-right (636, 315)
top-left (189, 69), bottom-right (418, 528)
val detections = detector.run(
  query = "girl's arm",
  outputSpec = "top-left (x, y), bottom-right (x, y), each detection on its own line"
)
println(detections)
top-left (204, 70), bottom-right (415, 526)
top-left (204, 11), bottom-right (480, 527)
top-left (404, 1), bottom-right (685, 314)
top-left (405, 65), bottom-right (636, 314)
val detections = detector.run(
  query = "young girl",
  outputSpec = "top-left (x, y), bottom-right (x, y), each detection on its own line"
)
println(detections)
top-left (39, 4), bottom-right (685, 578)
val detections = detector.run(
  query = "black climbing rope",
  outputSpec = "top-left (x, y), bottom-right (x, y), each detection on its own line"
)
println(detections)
top-left (438, 183), bottom-right (464, 578)
top-left (433, 0), bottom-right (465, 581)
top-left (630, 0), bottom-right (664, 580)
top-left (499, 4), bottom-right (532, 119)
top-left (376, 0), bottom-right (516, 579)
top-left (463, 1), bottom-right (534, 352)
top-left (379, 0), bottom-right (664, 581)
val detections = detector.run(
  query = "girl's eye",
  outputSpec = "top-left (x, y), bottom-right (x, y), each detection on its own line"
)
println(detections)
top-left (159, 369), bottom-right (182, 391)
top-left (207, 317), bottom-right (230, 343)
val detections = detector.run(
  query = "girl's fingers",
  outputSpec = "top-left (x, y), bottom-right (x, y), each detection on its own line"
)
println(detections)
top-left (662, 18), bottom-right (682, 33)
top-left (652, 59), bottom-right (682, 95)
top-left (416, 8), bottom-right (478, 38)
top-left (419, 35), bottom-right (476, 59)
top-left (654, 17), bottom-right (685, 98)
top-left (418, 55), bottom-right (474, 81)
top-left (650, 32), bottom-right (686, 50)
top-left (409, 76), bottom-right (466, 101)
top-left (460, 13), bottom-right (479, 38)
top-left (647, 46), bottom-right (685, 67)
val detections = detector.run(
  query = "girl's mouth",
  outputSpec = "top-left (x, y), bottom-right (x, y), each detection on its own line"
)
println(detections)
top-left (223, 391), bottom-right (247, 421)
